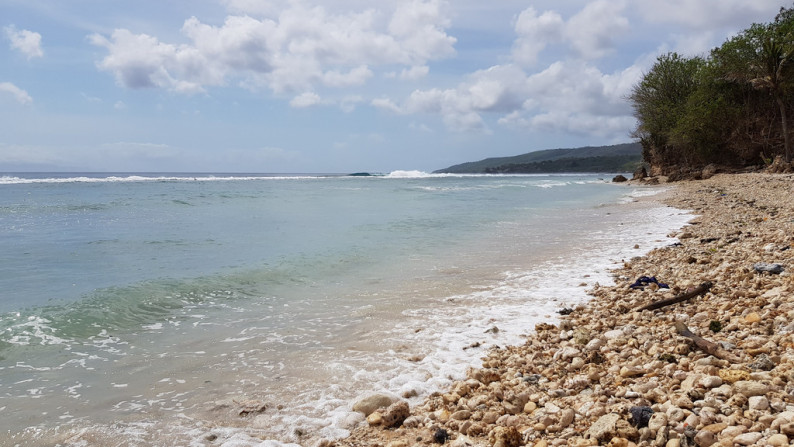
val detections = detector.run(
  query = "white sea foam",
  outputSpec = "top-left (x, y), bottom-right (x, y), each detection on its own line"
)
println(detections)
top-left (0, 174), bottom-right (692, 446)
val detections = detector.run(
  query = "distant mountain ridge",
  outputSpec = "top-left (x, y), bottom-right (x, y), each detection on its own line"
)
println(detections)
top-left (434, 142), bottom-right (642, 174)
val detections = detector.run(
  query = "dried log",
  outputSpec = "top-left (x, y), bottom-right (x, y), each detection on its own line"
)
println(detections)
top-left (674, 322), bottom-right (741, 363)
top-left (635, 281), bottom-right (713, 312)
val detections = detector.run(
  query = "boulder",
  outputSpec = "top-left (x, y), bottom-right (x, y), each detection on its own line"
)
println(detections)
top-left (632, 166), bottom-right (648, 180)
top-left (381, 401), bottom-right (410, 428)
top-left (612, 175), bottom-right (628, 183)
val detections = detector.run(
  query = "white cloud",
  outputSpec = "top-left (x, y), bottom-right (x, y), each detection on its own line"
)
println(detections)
top-left (0, 82), bottom-right (33, 104)
top-left (399, 65), bottom-right (429, 80)
top-left (90, 1), bottom-right (455, 95)
top-left (290, 91), bottom-right (322, 108)
top-left (565, 0), bottom-right (629, 59)
top-left (4, 25), bottom-right (44, 59)
top-left (512, 7), bottom-right (564, 67)
top-left (512, 1), bottom-right (628, 66)
top-left (371, 97), bottom-right (402, 113)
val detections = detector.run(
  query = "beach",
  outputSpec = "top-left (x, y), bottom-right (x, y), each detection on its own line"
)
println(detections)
top-left (335, 173), bottom-right (794, 447)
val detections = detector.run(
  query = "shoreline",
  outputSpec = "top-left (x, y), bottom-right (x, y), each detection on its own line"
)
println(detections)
top-left (334, 173), bottom-right (794, 447)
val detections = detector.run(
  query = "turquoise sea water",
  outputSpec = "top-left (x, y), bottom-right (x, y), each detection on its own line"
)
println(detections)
top-left (0, 172), bottom-right (690, 446)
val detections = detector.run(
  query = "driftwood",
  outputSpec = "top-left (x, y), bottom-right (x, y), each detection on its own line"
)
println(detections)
top-left (635, 281), bottom-right (713, 312)
top-left (674, 322), bottom-right (741, 363)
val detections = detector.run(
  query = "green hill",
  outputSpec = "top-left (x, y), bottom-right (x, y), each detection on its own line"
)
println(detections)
top-left (434, 143), bottom-right (642, 174)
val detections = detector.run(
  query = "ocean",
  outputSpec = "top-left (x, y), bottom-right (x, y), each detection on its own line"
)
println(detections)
top-left (0, 172), bottom-right (690, 446)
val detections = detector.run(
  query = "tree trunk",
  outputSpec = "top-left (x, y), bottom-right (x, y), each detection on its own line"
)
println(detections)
top-left (777, 95), bottom-right (791, 163)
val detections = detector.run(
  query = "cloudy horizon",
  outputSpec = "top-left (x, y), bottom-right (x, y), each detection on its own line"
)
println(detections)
top-left (1, 1), bottom-right (788, 172)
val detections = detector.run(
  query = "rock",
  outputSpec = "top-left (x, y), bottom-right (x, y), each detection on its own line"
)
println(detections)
top-left (559, 408), bottom-right (575, 428)
top-left (353, 394), bottom-right (396, 416)
top-left (748, 396), bottom-right (769, 411)
top-left (523, 401), bottom-right (537, 413)
top-left (585, 338), bottom-right (604, 351)
top-left (451, 410), bottom-right (472, 420)
top-left (701, 164), bottom-right (718, 179)
top-left (733, 380), bottom-right (770, 397)
top-left (613, 175), bottom-right (628, 183)
top-left (386, 441), bottom-right (408, 447)
top-left (781, 422), bottom-right (794, 435)
top-left (693, 429), bottom-right (717, 447)
top-left (633, 166), bottom-right (648, 180)
top-left (619, 366), bottom-right (645, 378)
top-left (488, 426), bottom-right (520, 447)
top-left (753, 262), bottom-right (784, 274)
top-left (699, 375), bottom-right (723, 389)
top-left (767, 434), bottom-right (789, 446)
top-left (743, 312), bottom-right (761, 323)
top-left (732, 432), bottom-right (763, 445)
top-left (748, 354), bottom-right (776, 371)
top-left (433, 428), bottom-right (450, 444)
top-left (718, 369), bottom-right (749, 383)
top-left (665, 438), bottom-right (680, 447)
top-left (449, 436), bottom-right (480, 447)
top-left (606, 438), bottom-right (630, 447)
top-left (629, 406), bottom-right (653, 428)
top-left (648, 412), bottom-right (667, 432)
top-left (366, 412), bottom-right (383, 426)
top-left (381, 401), bottom-right (410, 428)
top-left (586, 413), bottom-right (621, 441)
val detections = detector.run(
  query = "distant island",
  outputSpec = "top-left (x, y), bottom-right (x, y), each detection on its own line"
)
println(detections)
top-left (434, 142), bottom-right (642, 174)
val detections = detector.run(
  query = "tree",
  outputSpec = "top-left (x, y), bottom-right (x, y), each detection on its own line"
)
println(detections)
top-left (629, 53), bottom-right (704, 167)
top-left (754, 36), bottom-right (793, 161)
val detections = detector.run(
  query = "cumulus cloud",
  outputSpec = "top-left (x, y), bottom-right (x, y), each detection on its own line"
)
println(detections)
top-left (4, 25), bottom-right (43, 59)
top-left (512, 1), bottom-right (628, 66)
top-left (566, 0), bottom-right (630, 59)
top-left (0, 82), bottom-right (33, 104)
top-left (290, 91), bottom-right (322, 108)
top-left (512, 8), bottom-right (564, 66)
top-left (90, 1), bottom-right (455, 95)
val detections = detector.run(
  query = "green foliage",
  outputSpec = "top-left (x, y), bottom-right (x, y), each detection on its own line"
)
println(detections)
top-left (435, 143), bottom-right (641, 173)
top-left (631, 4), bottom-right (794, 170)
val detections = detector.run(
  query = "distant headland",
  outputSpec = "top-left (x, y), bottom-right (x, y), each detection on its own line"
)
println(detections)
top-left (433, 143), bottom-right (642, 174)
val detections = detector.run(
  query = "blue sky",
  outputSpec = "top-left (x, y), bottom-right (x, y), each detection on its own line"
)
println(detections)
top-left (0, 0), bottom-right (787, 173)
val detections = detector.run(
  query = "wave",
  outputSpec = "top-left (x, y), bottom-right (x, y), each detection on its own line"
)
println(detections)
top-left (0, 174), bottom-right (330, 185)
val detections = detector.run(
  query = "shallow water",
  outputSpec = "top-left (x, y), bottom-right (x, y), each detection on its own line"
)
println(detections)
top-left (0, 172), bottom-right (690, 446)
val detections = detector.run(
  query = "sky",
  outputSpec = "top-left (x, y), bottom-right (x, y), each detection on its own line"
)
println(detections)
top-left (0, 1), bottom-right (789, 173)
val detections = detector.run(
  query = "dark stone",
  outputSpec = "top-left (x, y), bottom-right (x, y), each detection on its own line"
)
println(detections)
top-left (658, 353), bottom-right (677, 363)
top-left (433, 428), bottom-right (450, 444)
top-left (612, 174), bottom-right (628, 183)
top-left (632, 166), bottom-right (647, 180)
top-left (749, 354), bottom-right (776, 371)
top-left (709, 320), bottom-right (723, 333)
top-left (629, 406), bottom-right (654, 428)
top-left (753, 263), bottom-right (784, 274)
top-left (557, 307), bottom-right (574, 316)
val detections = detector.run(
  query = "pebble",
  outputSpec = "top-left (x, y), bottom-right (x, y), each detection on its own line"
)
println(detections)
top-left (733, 381), bottom-right (770, 397)
top-left (732, 432), bottom-right (763, 445)
top-left (337, 174), bottom-right (794, 447)
top-left (766, 434), bottom-right (789, 447)
top-left (747, 396), bottom-right (769, 411)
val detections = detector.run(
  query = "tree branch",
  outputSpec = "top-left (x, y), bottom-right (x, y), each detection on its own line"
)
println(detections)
top-left (674, 322), bottom-right (741, 363)
top-left (635, 281), bottom-right (713, 312)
